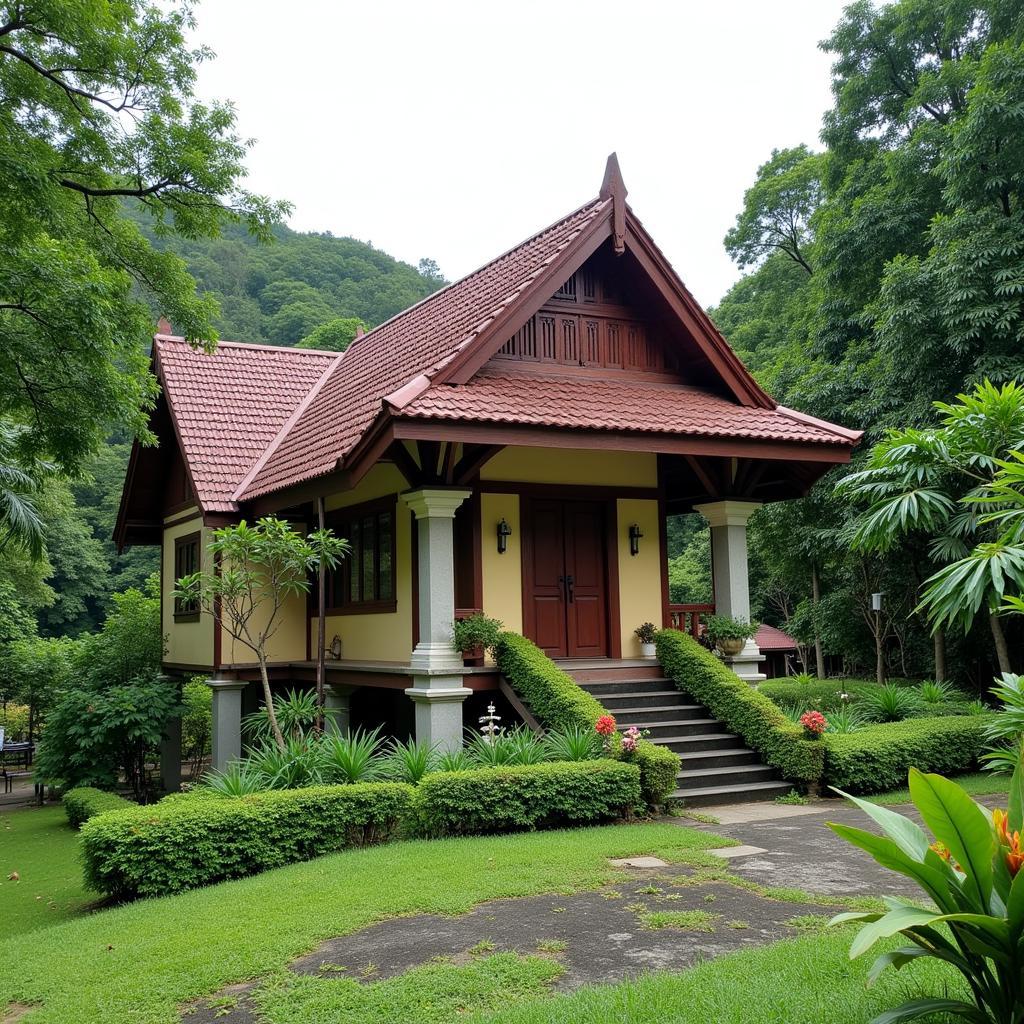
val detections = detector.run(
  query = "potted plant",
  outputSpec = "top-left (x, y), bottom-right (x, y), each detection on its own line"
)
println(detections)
top-left (703, 614), bottom-right (759, 656)
top-left (451, 613), bottom-right (503, 660)
top-left (634, 622), bottom-right (658, 657)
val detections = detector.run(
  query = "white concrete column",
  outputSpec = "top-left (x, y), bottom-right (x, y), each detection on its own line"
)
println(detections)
top-left (401, 487), bottom-right (473, 752)
top-left (693, 500), bottom-right (765, 683)
top-left (206, 678), bottom-right (247, 771)
top-left (325, 683), bottom-right (356, 735)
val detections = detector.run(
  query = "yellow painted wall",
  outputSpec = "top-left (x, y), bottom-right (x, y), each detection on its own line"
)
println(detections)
top-left (311, 462), bottom-right (414, 662)
top-left (481, 492), bottom-right (522, 635)
top-left (162, 511), bottom-right (215, 668)
top-left (481, 447), bottom-right (657, 487)
top-left (616, 498), bottom-right (664, 657)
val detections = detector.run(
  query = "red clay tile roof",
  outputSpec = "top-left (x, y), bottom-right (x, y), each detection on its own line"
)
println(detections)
top-left (154, 337), bottom-right (338, 512)
top-left (237, 199), bottom-right (611, 500)
top-left (397, 368), bottom-right (853, 445)
top-left (755, 624), bottom-right (798, 651)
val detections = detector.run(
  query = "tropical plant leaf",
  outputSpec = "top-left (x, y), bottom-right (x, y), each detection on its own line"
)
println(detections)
top-left (849, 904), bottom-right (947, 959)
top-left (865, 946), bottom-right (932, 986)
top-left (908, 769), bottom-right (995, 911)
top-left (870, 997), bottom-right (992, 1024)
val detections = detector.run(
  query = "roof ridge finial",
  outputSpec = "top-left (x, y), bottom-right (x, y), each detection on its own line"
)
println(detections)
top-left (599, 153), bottom-right (627, 255)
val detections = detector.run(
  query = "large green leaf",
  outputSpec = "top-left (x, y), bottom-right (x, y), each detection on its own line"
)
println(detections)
top-left (827, 822), bottom-right (957, 907)
top-left (1009, 751), bottom-right (1024, 833)
top-left (849, 904), bottom-right (946, 959)
top-left (1007, 866), bottom-right (1024, 936)
top-left (909, 769), bottom-right (995, 910)
top-left (832, 787), bottom-right (932, 859)
top-left (865, 946), bottom-right (932, 986)
top-left (871, 998), bottom-right (991, 1024)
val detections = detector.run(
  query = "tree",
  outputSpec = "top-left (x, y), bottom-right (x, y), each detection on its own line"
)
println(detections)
top-left (724, 146), bottom-right (824, 275)
top-left (838, 380), bottom-right (1024, 674)
top-left (0, 0), bottom-right (289, 504)
top-left (296, 316), bottom-right (368, 352)
top-left (175, 518), bottom-right (348, 748)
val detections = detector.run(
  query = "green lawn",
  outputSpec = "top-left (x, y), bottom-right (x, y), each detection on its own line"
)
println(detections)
top-left (865, 770), bottom-right (1009, 805)
top-left (0, 822), bottom-right (726, 1024)
top-left (0, 805), bottom-right (94, 935)
top-left (467, 927), bottom-right (967, 1024)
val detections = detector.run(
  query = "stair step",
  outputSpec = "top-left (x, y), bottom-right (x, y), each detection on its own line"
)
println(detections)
top-left (621, 719), bottom-right (723, 738)
top-left (578, 679), bottom-right (671, 695)
top-left (670, 779), bottom-right (794, 807)
top-left (675, 749), bottom-right (759, 771)
top-left (613, 704), bottom-right (705, 721)
top-left (660, 733), bottom-right (746, 753)
top-left (590, 690), bottom-right (682, 705)
top-left (675, 764), bottom-right (781, 790)
top-left (565, 665), bottom-right (664, 683)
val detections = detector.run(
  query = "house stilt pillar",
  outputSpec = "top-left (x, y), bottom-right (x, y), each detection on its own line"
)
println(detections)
top-left (694, 500), bottom-right (765, 684)
top-left (206, 677), bottom-right (247, 771)
top-left (401, 487), bottom-right (473, 752)
top-left (157, 674), bottom-right (182, 793)
top-left (325, 683), bottom-right (356, 735)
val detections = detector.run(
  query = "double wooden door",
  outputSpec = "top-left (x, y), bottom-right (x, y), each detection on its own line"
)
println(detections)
top-left (523, 498), bottom-right (608, 658)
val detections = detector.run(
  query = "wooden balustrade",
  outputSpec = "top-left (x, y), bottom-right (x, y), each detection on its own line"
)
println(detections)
top-left (667, 603), bottom-right (715, 640)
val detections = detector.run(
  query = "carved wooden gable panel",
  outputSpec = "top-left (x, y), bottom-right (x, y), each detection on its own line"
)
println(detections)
top-left (490, 253), bottom-right (682, 375)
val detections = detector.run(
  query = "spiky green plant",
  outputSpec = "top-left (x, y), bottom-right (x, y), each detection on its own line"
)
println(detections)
top-left (383, 737), bottom-right (439, 784)
top-left (983, 674), bottom-right (1024, 775)
top-left (824, 706), bottom-right (865, 735)
top-left (918, 679), bottom-right (960, 705)
top-left (435, 748), bottom-right (472, 772)
top-left (245, 737), bottom-right (323, 790)
top-left (541, 724), bottom-right (602, 761)
top-left (319, 726), bottom-right (385, 784)
top-left (860, 682), bottom-right (921, 723)
top-left (465, 727), bottom-right (546, 767)
top-left (203, 760), bottom-right (268, 796)
top-left (242, 688), bottom-right (319, 743)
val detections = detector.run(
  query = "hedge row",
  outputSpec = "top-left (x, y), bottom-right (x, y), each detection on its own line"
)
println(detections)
top-left (415, 760), bottom-right (641, 835)
top-left (495, 632), bottom-right (680, 805)
top-left (757, 680), bottom-right (876, 712)
top-left (656, 630), bottom-right (825, 784)
top-left (80, 782), bottom-right (414, 898)
top-left (62, 786), bottom-right (134, 828)
top-left (822, 716), bottom-right (991, 794)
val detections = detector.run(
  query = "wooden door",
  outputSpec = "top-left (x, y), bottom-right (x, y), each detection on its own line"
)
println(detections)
top-left (523, 498), bottom-right (608, 658)
top-left (564, 502), bottom-right (608, 658)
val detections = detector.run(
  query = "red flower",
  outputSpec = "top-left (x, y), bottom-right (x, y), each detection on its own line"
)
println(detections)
top-left (595, 715), bottom-right (617, 737)
top-left (799, 710), bottom-right (828, 735)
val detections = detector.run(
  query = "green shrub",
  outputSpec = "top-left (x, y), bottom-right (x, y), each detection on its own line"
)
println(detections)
top-left (0, 702), bottom-right (30, 741)
top-left (62, 786), bottom-right (134, 829)
top-left (414, 760), bottom-right (641, 837)
top-left (823, 715), bottom-right (992, 793)
top-left (495, 633), bottom-right (680, 805)
top-left (656, 630), bottom-right (824, 784)
top-left (451, 613), bottom-right (503, 655)
top-left (758, 680), bottom-right (871, 712)
top-left (80, 782), bottom-right (414, 898)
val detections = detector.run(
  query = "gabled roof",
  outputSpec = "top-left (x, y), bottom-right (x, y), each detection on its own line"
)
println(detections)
top-left (755, 624), bottom-right (798, 651)
top-left (153, 338), bottom-right (338, 512)
top-left (125, 155), bottom-right (861, 523)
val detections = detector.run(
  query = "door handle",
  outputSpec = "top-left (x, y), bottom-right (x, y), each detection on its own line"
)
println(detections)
top-left (565, 574), bottom-right (575, 604)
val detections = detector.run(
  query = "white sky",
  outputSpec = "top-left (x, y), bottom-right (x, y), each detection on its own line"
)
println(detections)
top-left (192, 0), bottom-right (848, 307)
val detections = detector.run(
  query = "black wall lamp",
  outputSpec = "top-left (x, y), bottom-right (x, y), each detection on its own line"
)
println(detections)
top-left (497, 518), bottom-right (512, 554)
top-left (628, 523), bottom-right (643, 556)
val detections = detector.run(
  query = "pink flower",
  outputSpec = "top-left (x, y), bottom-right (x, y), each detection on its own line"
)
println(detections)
top-left (621, 726), bottom-right (641, 753)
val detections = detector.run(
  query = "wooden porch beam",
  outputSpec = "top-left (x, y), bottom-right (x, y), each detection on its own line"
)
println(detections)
top-left (453, 444), bottom-right (504, 486)
top-left (683, 454), bottom-right (719, 498)
top-left (387, 441), bottom-right (423, 488)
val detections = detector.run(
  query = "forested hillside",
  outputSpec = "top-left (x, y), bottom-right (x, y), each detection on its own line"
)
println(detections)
top-left (131, 211), bottom-right (447, 346)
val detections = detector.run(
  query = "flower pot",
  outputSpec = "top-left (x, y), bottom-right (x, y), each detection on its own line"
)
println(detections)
top-left (640, 642), bottom-right (656, 658)
top-left (716, 638), bottom-right (745, 656)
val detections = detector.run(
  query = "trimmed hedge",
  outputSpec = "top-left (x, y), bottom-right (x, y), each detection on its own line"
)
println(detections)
top-left (656, 629), bottom-right (824, 784)
top-left (495, 632), bottom-right (680, 805)
top-left (80, 782), bottom-right (414, 898)
top-left (415, 760), bottom-right (642, 836)
top-left (757, 680), bottom-right (876, 712)
top-left (62, 787), bottom-right (134, 828)
top-left (823, 716), bottom-right (992, 794)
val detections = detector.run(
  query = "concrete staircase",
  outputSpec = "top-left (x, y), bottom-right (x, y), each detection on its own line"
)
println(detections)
top-left (559, 660), bottom-right (791, 807)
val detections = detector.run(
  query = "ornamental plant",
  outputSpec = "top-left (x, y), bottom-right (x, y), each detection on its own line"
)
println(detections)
top-left (595, 714), bottom-right (617, 754)
top-left (828, 758), bottom-right (1024, 1024)
top-left (620, 725), bottom-right (649, 754)
top-left (799, 709), bottom-right (827, 738)
top-left (634, 622), bottom-right (658, 644)
top-left (703, 614), bottom-right (759, 644)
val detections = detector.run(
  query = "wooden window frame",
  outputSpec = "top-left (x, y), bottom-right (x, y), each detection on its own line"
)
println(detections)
top-left (173, 531), bottom-right (201, 622)
top-left (317, 496), bottom-right (398, 616)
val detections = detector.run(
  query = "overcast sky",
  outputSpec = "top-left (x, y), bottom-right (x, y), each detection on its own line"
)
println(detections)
top-left (192, 1), bottom-right (849, 308)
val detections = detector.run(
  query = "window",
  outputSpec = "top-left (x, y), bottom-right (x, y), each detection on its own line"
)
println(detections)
top-left (321, 499), bottom-right (397, 613)
top-left (173, 532), bottom-right (201, 621)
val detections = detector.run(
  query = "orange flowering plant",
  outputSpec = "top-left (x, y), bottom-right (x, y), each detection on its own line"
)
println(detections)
top-left (827, 757), bottom-right (1024, 1024)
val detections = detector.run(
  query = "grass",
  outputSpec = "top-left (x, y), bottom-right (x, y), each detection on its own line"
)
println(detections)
top-left (0, 805), bottom-right (94, 936)
top-left (466, 928), bottom-right (968, 1024)
top-left (864, 770), bottom-right (1009, 805)
top-left (0, 822), bottom-right (724, 1024)
top-left (252, 953), bottom-right (562, 1024)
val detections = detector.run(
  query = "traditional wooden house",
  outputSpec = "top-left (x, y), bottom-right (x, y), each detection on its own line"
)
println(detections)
top-left (117, 155), bottom-right (860, 788)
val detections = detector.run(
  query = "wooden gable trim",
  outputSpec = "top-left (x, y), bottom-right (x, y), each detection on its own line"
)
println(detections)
top-left (113, 438), bottom-right (144, 551)
top-left (431, 205), bottom-right (614, 387)
top-left (621, 218), bottom-right (774, 410)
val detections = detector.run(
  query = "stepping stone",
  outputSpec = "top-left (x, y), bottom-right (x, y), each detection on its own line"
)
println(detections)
top-left (609, 856), bottom-right (669, 868)
top-left (708, 845), bottom-right (768, 859)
